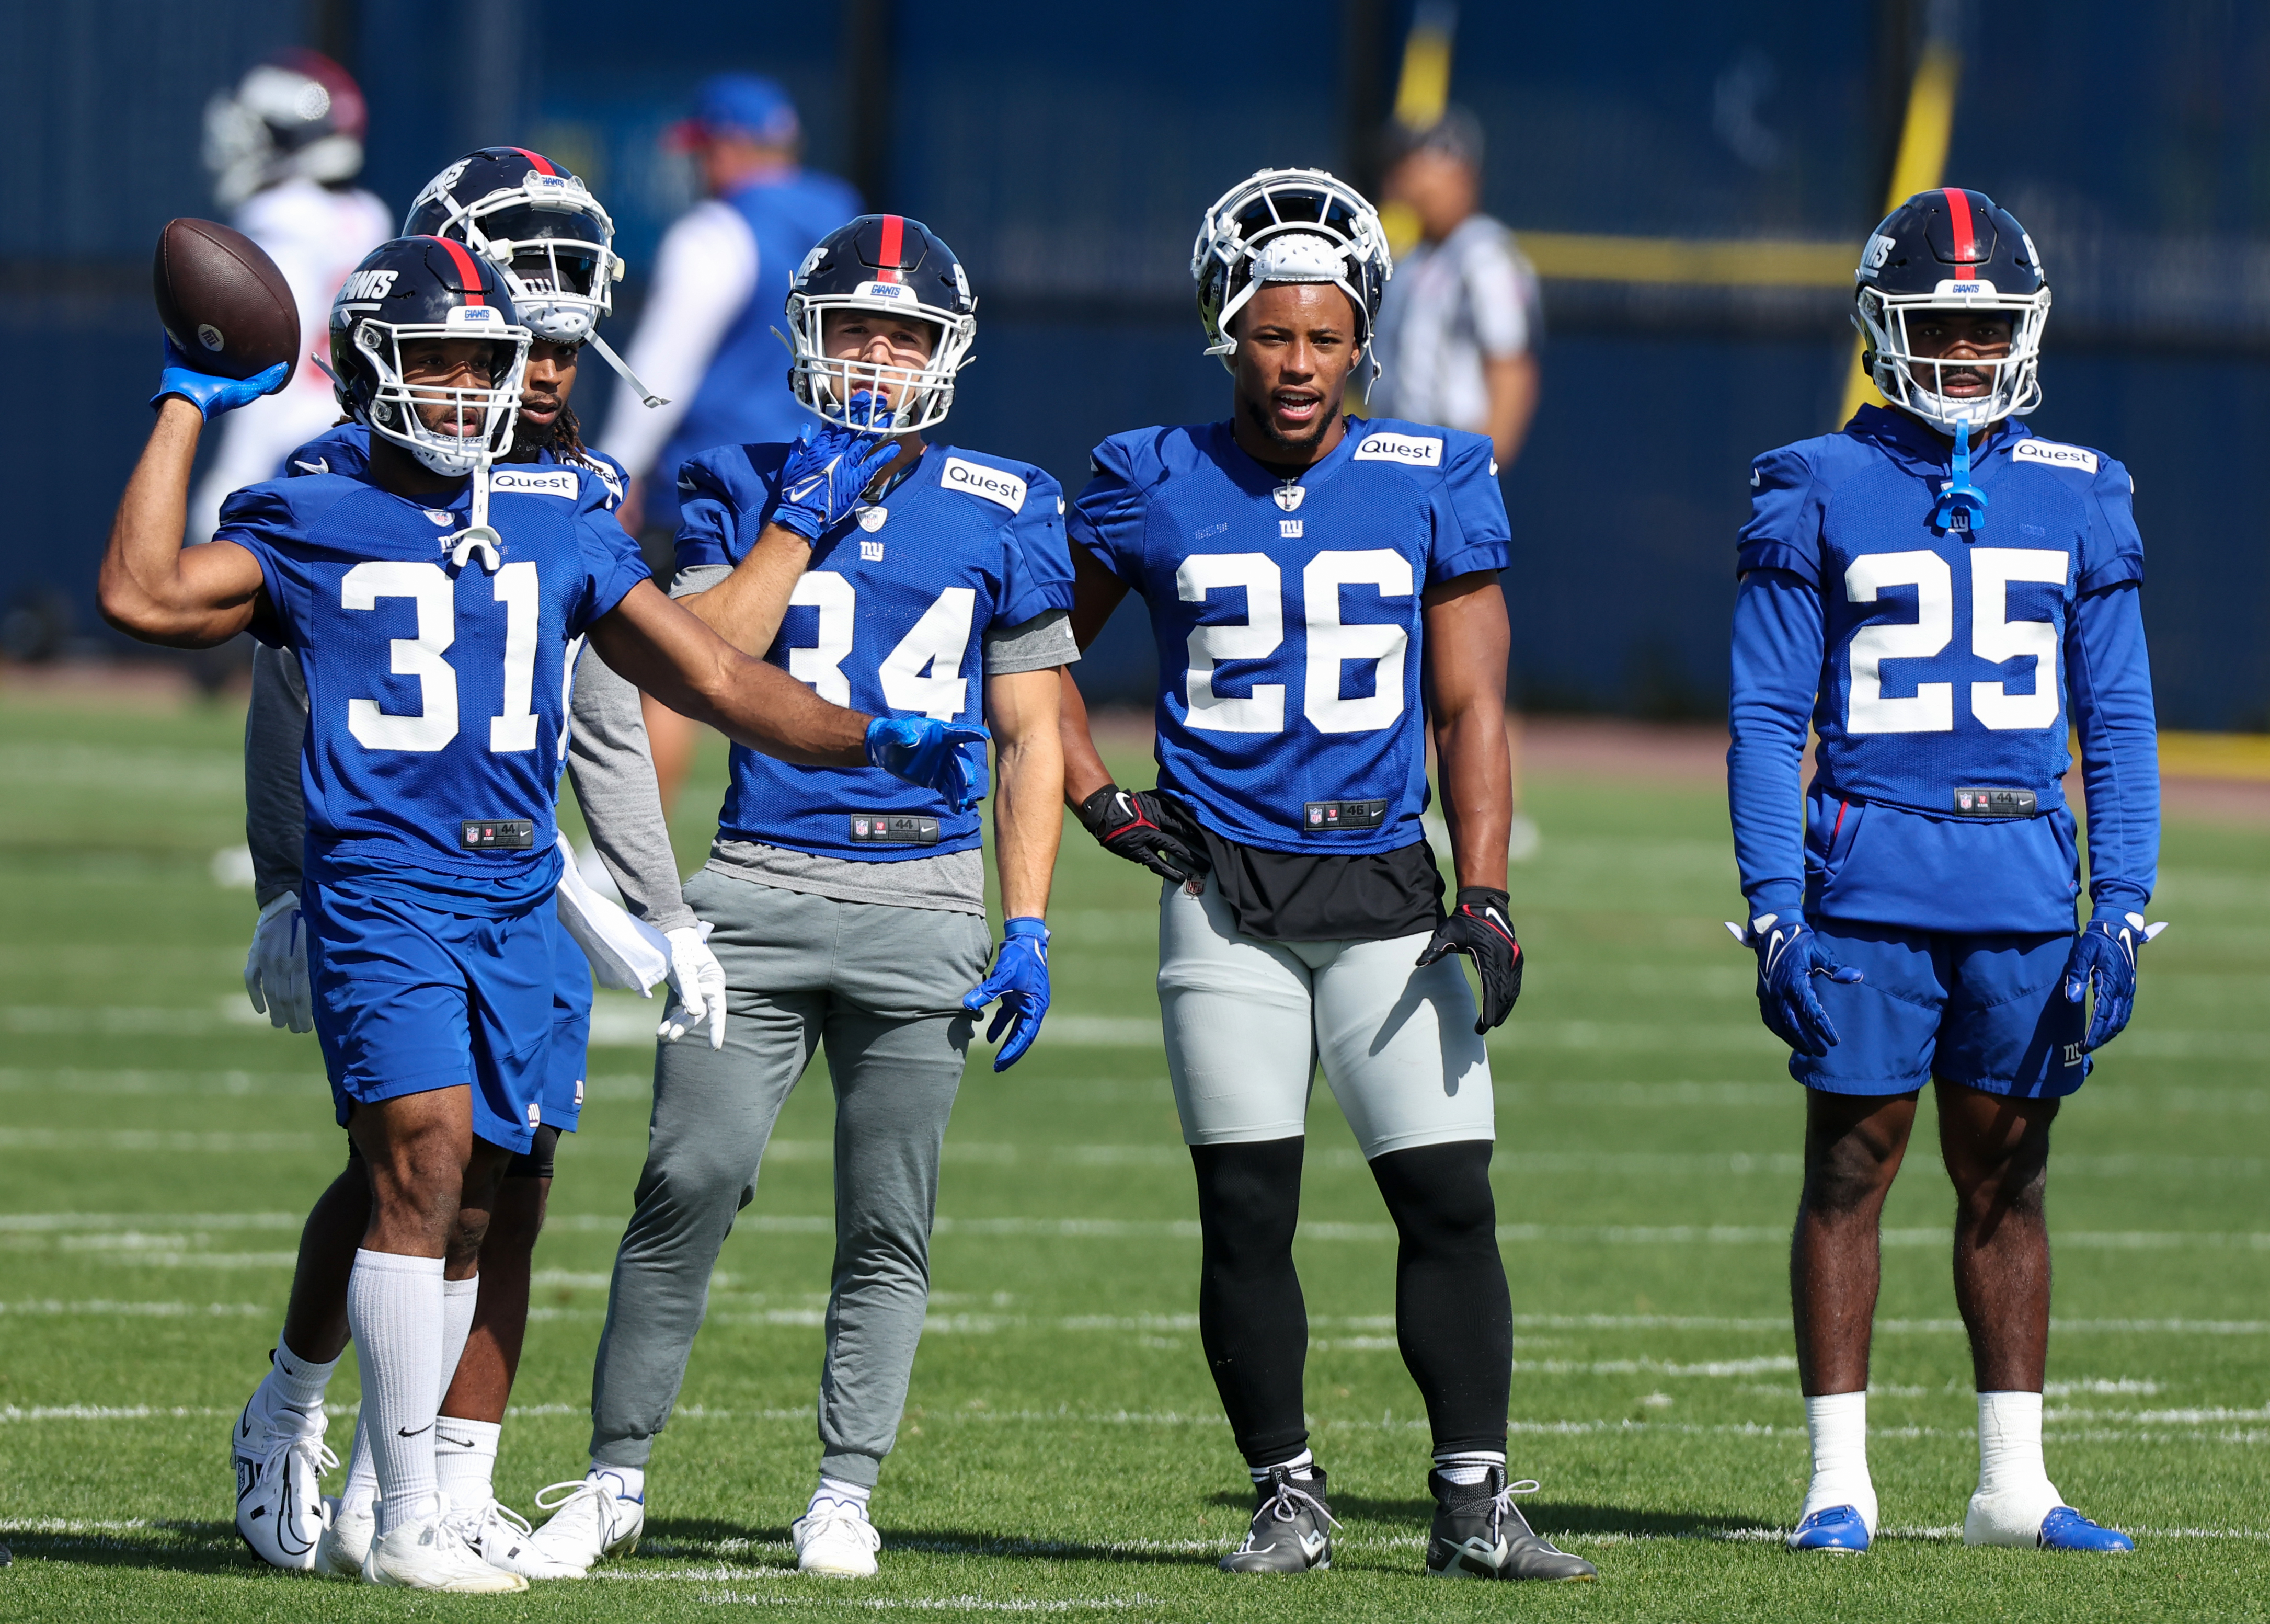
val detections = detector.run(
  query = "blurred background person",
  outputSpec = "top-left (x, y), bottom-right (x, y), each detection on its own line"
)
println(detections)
top-left (188, 49), bottom-right (392, 547)
top-left (1370, 105), bottom-right (1543, 860)
top-left (597, 73), bottom-right (861, 812)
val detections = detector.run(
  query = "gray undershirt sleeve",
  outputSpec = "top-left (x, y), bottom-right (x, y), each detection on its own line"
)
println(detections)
top-left (566, 642), bottom-right (697, 933)
top-left (982, 608), bottom-right (1079, 675)
top-left (244, 643), bottom-right (308, 909)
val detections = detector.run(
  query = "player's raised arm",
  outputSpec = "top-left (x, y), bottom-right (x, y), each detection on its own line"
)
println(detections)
top-left (100, 391), bottom-right (278, 648)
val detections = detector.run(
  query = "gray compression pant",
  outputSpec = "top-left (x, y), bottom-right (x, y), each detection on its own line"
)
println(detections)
top-left (588, 866), bottom-right (989, 1487)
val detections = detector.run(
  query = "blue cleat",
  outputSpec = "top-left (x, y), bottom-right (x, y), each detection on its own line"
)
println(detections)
top-left (2037, 1507), bottom-right (2134, 1552)
top-left (1786, 1505), bottom-right (1871, 1552)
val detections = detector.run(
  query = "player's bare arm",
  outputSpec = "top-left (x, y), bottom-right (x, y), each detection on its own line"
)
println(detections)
top-left (1056, 548), bottom-right (1130, 807)
top-left (99, 399), bottom-right (269, 645)
top-left (985, 666), bottom-right (1064, 920)
top-left (1421, 571), bottom-right (1514, 894)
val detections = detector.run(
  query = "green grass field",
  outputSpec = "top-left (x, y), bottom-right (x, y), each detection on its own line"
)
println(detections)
top-left (2, 685), bottom-right (2266, 1622)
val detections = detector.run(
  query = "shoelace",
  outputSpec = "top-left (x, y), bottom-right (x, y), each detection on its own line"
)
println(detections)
top-left (1484, 1478), bottom-right (1544, 1541)
top-left (533, 1478), bottom-right (617, 1539)
top-left (800, 1502), bottom-right (881, 1551)
top-left (1240, 1480), bottom-right (1342, 1549)
top-left (448, 1499), bottom-right (533, 1543)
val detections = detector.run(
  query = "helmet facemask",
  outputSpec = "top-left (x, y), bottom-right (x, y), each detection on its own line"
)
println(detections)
top-left (416, 183), bottom-right (620, 344)
top-left (785, 292), bottom-right (975, 433)
top-left (1858, 281), bottom-right (2050, 433)
top-left (349, 316), bottom-right (531, 477)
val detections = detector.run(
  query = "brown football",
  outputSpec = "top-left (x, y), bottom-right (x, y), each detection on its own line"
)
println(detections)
top-left (153, 218), bottom-right (302, 381)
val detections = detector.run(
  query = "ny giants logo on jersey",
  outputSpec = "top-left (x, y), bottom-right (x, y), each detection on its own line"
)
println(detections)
top-left (338, 268), bottom-right (399, 304)
top-left (2012, 439), bottom-right (2100, 474)
top-left (941, 457), bottom-right (1026, 512)
top-left (1351, 433), bottom-right (1442, 468)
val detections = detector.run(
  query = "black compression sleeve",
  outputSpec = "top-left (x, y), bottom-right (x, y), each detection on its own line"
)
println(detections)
top-left (1191, 1137), bottom-right (1310, 1469)
top-left (1368, 1140), bottom-right (1510, 1456)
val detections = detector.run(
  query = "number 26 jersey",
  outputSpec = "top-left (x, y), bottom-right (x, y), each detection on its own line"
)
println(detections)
top-left (218, 462), bottom-right (651, 906)
top-left (1070, 417), bottom-right (1510, 855)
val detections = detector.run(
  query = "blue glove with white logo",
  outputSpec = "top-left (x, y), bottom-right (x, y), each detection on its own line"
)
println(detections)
top-left (864, 716), bottom-right (991, 811)
top-left (1727, 909), bottom-right (1863, 1058)
top-left (773, 395), bottom-right (899, 540)
top-left (963, 916), bottom-right (1050, 1071)
top-left (2061, 906), bottom-right (2168, 1052)
top-left (151, 334), bottom-right (290, 419)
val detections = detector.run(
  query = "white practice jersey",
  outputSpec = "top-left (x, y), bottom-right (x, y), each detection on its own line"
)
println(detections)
top-left (1367, 213), bottom-right (1540, 436)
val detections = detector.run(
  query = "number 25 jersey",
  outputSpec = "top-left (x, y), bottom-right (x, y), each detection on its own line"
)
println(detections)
top-left (1070, 418), bottom-right (1510, 855)
top-left (219, 463), bottom-right (651, 906)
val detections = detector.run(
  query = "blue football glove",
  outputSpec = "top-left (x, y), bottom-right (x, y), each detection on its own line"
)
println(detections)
top-left (773, 397), bottom-right (899, 540)
top-left (1726, 909), bottom-right (1863, 1058)
top-left (864, 715), bottom-right (991, 811)
top-left (151, 334), bottom-right (290, 419)
top-left (2062, 907), bottom-right (2168, 1052)
top-left (963, 916), bottom-right (1050, 1071)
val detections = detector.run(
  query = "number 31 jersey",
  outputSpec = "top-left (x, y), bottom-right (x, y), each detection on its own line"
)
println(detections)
top-left (1739, 403), bottom-right (2143, 817)
top-left (218, 462), bottom-right (651, 907)
top-left (676, 441), bottom-right (1071, 861)
top-left (1070, 417), bottom-right (1510, 855)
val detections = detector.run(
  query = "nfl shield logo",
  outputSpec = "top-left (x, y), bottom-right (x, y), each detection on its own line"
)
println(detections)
top-left (857, 506), bottom-right (888, 532)
top-left (855, 819), bottom-right (870, 837)
top-left (1273, 484), bottom-right (1305, 512)
top-left (1308, 808), bottom-right (1323, 825)
top-left (1959, 792), bottom-right (1974, 810)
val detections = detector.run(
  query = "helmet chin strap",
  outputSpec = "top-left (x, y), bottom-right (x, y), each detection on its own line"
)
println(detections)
top-left (588, 331), bottom-right (668, 408)
top-left (1931, 416), bottom-right (1989, 536)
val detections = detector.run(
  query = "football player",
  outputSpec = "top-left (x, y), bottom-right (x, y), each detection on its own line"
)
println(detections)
top-left (101, 235), bottom-right (984, 1591)
top-left (1727, 189), bottom-right (2160, 1554)
top-left (1056, 169), bottom-right (1594, 1583)
top-left (522, 214), bottom-right (1073, 1581)
top-left (230, 150), bottom-right (724, 1582)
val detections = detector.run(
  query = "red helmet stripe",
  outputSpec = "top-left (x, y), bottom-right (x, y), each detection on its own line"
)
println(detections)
top-left (425, 234), bottom-right (488, 306)
top-left (509, 146), bottom-right (557, 177)
top-left (1942, 187), bottom-right (1978, 267)
top-left (876, 214), bottom-right (905, 283)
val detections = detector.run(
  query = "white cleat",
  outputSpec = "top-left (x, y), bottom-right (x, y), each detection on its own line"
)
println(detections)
top-left (525, 1477), bottom-right (645, 1576)
top-left (314, 1494), bottom-right (375, 1578)
top-left (447, 1495), bottom-right (584, 1580)
top-left (361, 1511), bottom-right (529, 1592)
top-left (794, 1501), bottom-right (881, 1577)
top-left (231, 1392), bottom-right (335, 1570)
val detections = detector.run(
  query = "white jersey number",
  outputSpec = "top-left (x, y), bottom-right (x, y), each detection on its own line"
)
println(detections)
top-left (1843, 547), bottom-right (2067, 734)
top-left (783, 573), bottom-right (978, 721)
top-left (1180, 550), bottom-right (1412, 736)
top-left (341, 560), bottom-right (543, 754)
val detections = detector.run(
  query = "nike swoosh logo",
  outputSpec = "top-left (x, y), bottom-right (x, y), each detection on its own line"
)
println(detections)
top-left (1299, 1531), bottom-right (1327, 1559)
top-left (396, 1421), bottom-right (435, 1438)
top-left (437, 1431), bottom-right (476, 1450)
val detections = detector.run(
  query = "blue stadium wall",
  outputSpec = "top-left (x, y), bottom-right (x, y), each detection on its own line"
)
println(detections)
top-left (5, 0), bottom-right (2267, 728)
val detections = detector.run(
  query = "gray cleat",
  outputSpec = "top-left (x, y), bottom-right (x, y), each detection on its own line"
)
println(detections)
top-left (1220, 1465), bottom-right (1336, 1574)
top-left (1425, 1467), bottom-right (1598, 1581)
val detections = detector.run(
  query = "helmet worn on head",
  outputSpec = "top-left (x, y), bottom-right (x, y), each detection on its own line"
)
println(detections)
top-left (1855, 187), bottom-right (2051, 432)
top-left (1191, 168), bottom-right (1392, 379)
top-left (783, 214), bottom-right (977, 432)
top-left (202, 49), bottom-right (366, 210)
top-left (328, 236), bottom-right (531, 478)
top-left (405, 147), bottom-right (622, 344)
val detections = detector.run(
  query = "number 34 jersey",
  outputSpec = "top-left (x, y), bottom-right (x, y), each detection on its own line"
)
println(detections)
top-left (1070, 417), bottom-right (1510, 855)
top-left (675, 441), bottom-right (1071, 861)
top-left (218, 462), bottom-right (651, 906)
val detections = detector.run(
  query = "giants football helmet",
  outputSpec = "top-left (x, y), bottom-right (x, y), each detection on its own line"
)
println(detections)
top-left (329, 237), bottom-right (531, 477)
top-left (1855, 187), bottom-right (2051, 432)
top-left (1192, 168), bottom-right (1392, 379)
top-left (404, 148), bottom-right (622, 344)
top-left (783, 214), bottom-right (977, 432)
top-left (203, 49), bottom-right (367, 210)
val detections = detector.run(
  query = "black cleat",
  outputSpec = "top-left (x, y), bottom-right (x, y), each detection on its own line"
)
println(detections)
top-left (1425, 1467), bottom-right (1598, 1581)
top-left (1220, 1465), bottom-right (1336, 1573)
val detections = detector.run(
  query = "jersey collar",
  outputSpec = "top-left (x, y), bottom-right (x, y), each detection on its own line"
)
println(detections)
top-left (1848, 402), bottom-right (2032, 476)
top-left (1211, 415), bottom-right (1361, 501)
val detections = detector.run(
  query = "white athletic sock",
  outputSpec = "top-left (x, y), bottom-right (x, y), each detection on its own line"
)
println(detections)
top-left (1434, 1449), bottom-right (1506, 1488)
top-left (439, 1274), bottom-right (478, 1406)
top-left (1975, 1390), bottom-right (2060, 1505)
top-left (1249, 1448), bottom-right (1316, 1485)
top-left (435, 1416), bottom-right (502, 1510)
top-left (590, 1461), bottom-right (645, 1503)
top-left (262, 1336), bottom-right (338, 1428)
top-left (347, 1248), bottom-right (446, 1536)
top-left (808, 1476), bottom-right (872, 1519)
top-left (340, 1416), bottom-right (377, 1515)
top-left (1799, 1391), bottom-right (1877, 1531)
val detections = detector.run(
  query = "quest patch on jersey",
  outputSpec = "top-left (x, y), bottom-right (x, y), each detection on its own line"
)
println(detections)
top-left (941, 457), bottom-right (1026, 512)
top-left (850, 814), bottom-right (942, 845)
top-left (1302, 798), bottom-right (1389, 834)
top-left (489, 467), bottom-right (581, 499)
top-left (461, 819), bottom-right (535, 850)
top-left (2011, 439), bottom-right (2100, 475)
top-left (1952, 788), bottom-right (2040, 818)
top-left (1351, 433), bottom-right (1443, 468)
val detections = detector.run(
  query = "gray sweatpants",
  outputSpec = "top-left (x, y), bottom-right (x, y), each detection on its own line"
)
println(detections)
top-left (588, 866), bottom-right (990, 1487)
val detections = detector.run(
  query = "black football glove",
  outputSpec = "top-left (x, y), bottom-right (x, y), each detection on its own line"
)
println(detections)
top-left (1075, 784), bottom-right (1209, 887)
top-left (1418, 886), bottom-right (1524, 1033)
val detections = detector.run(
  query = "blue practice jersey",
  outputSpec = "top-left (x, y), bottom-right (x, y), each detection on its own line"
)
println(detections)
top-left (220, 454), bottom-right (651, 909)
top-left (1070, 417), bottom-right (1510, 855)
top-left (677, 441), bottom-right (1071, 860)
top-left (1728, 404), bottom-right (2159, 934)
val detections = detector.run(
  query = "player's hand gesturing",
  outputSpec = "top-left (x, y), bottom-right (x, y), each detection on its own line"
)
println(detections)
top-left (1418, 887), bottom-right (1524, 1033)
top-left (1075, 785), bottom-right (1210, 888)
top-left (773, 393), bottom-right (900, 539)
top-left (963, 917), bottom-right (1051, 1071)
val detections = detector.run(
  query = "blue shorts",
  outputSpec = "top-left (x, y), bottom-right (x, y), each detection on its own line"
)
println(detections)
top-left (305, 879), bottom-right (554, 1154)
top-left (543, 904), bottom-right (592, 1134)
top-left (1793, 918), bottom-right (2088, 1099)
